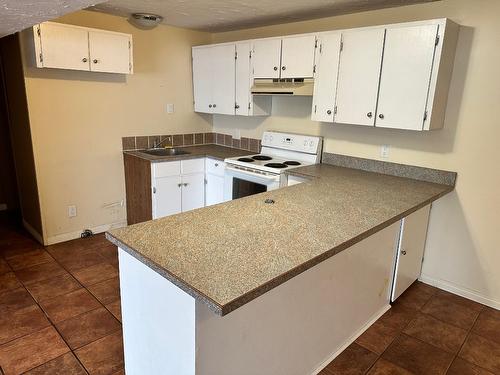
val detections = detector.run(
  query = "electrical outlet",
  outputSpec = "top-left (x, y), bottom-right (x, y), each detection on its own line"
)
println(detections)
top-left (68, 205), bottom-right (77, 218)
top-left (166, 103), bottom-right (174, 113)
top-left (381, 145), bottom-right (390, 159)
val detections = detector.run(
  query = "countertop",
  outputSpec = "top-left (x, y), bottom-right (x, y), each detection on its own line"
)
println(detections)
top-left (124, 144), bottom-right (253, 162)
top-left (106, 163), bottom-right (453, 316)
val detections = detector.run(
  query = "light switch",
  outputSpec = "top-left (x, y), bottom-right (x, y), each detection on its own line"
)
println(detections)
top-left (381, 145), bottom-right (390, 158)
top-left (166, 103), bottom-right (174, 113)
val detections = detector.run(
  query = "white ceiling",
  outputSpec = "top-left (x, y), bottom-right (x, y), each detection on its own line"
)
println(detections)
top-left (91, 0), bottom-right (437, 32)
top-left (0, 0), bottom-right (106, 37)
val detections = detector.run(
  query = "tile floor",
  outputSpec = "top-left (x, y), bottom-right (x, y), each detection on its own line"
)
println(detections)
top-left (1, 217), bottom-right (499, 374)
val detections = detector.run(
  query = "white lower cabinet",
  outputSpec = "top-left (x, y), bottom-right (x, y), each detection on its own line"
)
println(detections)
top-left (205, 158), bottom-right (226, 206)
top-left (391, 204), bottom-right (431, 301)
top-left (152, 159), bottom-right (205, 219)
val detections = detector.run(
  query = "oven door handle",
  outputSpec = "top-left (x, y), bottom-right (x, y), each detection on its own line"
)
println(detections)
top-left (225, 165), bottom-right (280, 182)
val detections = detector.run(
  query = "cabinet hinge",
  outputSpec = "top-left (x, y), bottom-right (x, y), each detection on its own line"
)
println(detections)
top-left (313, 65), bottom-right (316, 74)
top-left (204, 178), bottom-right (207, 185)
top-left (340, 40), bottom-right (344, 52)
top-left (249, 51), bottom-right (252, 59)
top-left (423, 110), bottom-right (428, 121)
top-left (435, 35), bottom-right (440, 46)
top-left (314, 105), bottom-right (317, 114)
top-left (248, 102), bottom-right (251, 110)
top-left (128, 40), bottom-right (131, 49)
top-left (129, 62), bottom-right (132, 72)
top-left (36, 27), bottom-right (41, 37)
top-left (235, 51), bottom-right (237, 59)
top-left (314, 39), bottom-right (318, 48)
top-left (39, 53), bottom-right (43, 63)
top-left (334, 106), bottom-right (338, 115)
top-left (319, 43), bottom-right (322, 54)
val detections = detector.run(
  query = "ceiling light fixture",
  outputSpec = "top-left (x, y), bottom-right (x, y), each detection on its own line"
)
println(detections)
top-left (129, 13), bottom-right (163, 30)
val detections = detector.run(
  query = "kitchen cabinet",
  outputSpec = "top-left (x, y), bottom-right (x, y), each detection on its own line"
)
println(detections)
top-left (205, 158), bottom-right (226, 206)
top-left (252, 35), bottom-right (316, 79)
top-left (181, 173), bottom-right (205, 212)
top-left (391, 205), bottom-right (431, 301)
top-left (335, 29), bottom-right (385, 126)
top-left (375, 24), bottom-right (439, 130)
top-left (153, 176), bottom-right (182, 219)
top-left (33, 22), bottom-right (133, 74)
top-left (192, 44), bottom-right (235, 115)
top-left (311, 32), bottom-right (342, 122)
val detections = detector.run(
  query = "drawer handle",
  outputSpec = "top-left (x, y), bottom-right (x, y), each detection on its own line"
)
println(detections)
top-left (379, 113), bottom-right (384, 119)
top-left (82, 57), bottom-right (88, 63)
top-left (367, 112), bottom-right (373, 118)
top-left (400, 249), bottom-right (407, 255)
top-left (327, 110), bottom-right (332, 115)
top-left (183, 183), bottom-right (188, 187)
top-left (177, 183), bottom-right (182, 188)
top-left (273, 66), bottom-right (278, 71)
top-left (214, 163), bottom-right (219, 167)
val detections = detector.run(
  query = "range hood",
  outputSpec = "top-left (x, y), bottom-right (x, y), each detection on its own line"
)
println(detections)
top-left (251, 78), bottom-right (314, 96)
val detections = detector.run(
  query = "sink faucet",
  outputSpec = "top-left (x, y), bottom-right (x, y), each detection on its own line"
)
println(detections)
top-left (153, 136), bottom-right (172, 149)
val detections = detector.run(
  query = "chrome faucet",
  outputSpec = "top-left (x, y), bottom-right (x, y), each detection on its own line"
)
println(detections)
top-left (153, 136), bottom-right (172, 149)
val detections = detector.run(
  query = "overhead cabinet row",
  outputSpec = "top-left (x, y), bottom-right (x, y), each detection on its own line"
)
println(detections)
top-left (192, 18), bottom-right (459, 131)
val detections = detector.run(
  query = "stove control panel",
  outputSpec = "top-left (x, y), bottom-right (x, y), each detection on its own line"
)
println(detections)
top-left (261, 131), bottom-right (322, 154)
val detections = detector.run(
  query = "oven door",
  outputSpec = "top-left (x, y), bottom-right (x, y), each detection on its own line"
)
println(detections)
top-left (224, 165), bottom-right (281, 201)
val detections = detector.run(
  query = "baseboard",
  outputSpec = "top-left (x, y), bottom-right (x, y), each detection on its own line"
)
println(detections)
top-left (0, 203), bottom-right (7, 211)
top-left (419, 274), bottom-right (500, 310)
top-left (46, 220), bottom-right (127, 245)
top-left (22, 219), bottom-right (44, 244)
top-left (311, 304), bottom-right (391, 375)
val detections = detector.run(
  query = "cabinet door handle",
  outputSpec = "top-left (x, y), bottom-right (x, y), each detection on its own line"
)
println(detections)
top-left (93, 59), bottom-right (99, 64)
top-left (235, 104), bottom-right (240, 109)
top-left (213, 104), bottom-right (216, 108)
top-left (281, 66), bottom-right (286, 71)
top-left (400, 249), bottom-right (407, 255)
top-left (177, 183), bottom-right (182, 187)
top-left (367, 112), bottom-right (373, 118)
top-left (327, 110), bottom-right (332, 115)
top-left (214, 163), bottom-right (219, 167)
top-left (209, 104), bottom-right (212, 108)
top-left (378, 113), bottom-right (384, 119)
top-left (82, 58), bottom-right (88, 63)
top-left (273, 66), bottom-right (278, 71)
top-left (183, 183), bottom-right (188, 187)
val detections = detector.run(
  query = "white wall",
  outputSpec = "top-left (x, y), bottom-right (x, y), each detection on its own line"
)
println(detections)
top-left (211, 0), bottom-right (500, 308)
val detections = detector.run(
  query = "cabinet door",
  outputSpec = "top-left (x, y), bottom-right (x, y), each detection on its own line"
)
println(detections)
top-left (181, 173), bottom-right (205, 212)
top-left (335, 29), bottom-right (385, 126)
top-left (38, 23), bottom-right (90, 71)
top-left (205, 173), bottom-right (225, 206)
top-left (376, 25), bottom-right (439, 130)
top-left (211, 44), bottom-right (236, 115)
top-left (152, 176), bottom-right (182, 219)
top-left (235, 43), bottom-right (251, 116)
top-left (89, 31), bottom-right (131, 74)
top-left (192, 47), bottom-right (213, 113)
top-left (392, 205), bottom-right (431, 301)
top-left (281, 35), bottom-right (316, 78)
top-left (252, 39), bottom-right (282, 79)
top-left (311, 33), bottom-right (342, 122)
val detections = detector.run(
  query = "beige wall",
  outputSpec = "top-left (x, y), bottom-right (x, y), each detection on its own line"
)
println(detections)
top-left (212, 0), bottom-right (500, 308)
top-left (21, 10), bottom-right (211, 244)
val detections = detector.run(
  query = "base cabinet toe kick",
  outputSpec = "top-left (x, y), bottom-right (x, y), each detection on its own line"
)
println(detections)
top-left (117, 204), bottom-right (430, 375)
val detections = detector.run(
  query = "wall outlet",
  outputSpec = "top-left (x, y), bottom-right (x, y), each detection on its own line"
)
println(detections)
top-left (381, 145), bottom-right (390, 159)
top-left (68, 205), bottom-right (77, 218)
top-left (166, 103), bottom-right (174, 113)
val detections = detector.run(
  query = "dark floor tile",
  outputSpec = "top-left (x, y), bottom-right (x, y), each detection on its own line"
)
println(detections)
top-left (381, 303), bottom-right (418, 331)
top-left (47, 237), bottom-right (104, 260)
top-left (24, 352), bottom-right (87, 374)
top-left (0, 239), bottom-right (42, 258)
top-left (367, 358), bottom-right (414, 374)
top-left (447, 357), bottom-right (494, 375)
top-left (0, 304), bottom-right (50, 345)
top-left (106, 300), bottom-right (122, 323)
top-left (459, 333), bottom-right (500, 373)
top-left (75, 331), bottom-right (124, 375)
top-left (0, 326), bottom-right (69, 374)
top-left (25, 273), bottom-right (81, 302)
top-left (72, 263), bottom-right (118, 287)
top-left (434, 290), bottom-right (483, 312)
top-left (0, 287), bottom-right (35, 313)
top-left (56, 307), bottom-right (121, 350)
top-left (39, 288), bottom-right (101, 323)
top-left (321, 343), bottom-right (378, 375)
top-left (14, 260), bottom-right (68, 285)
top-left (471, 307), bottom-right (500, 345)
top-left (403, 313), bottom-right (468, 354)
top-left (0, 258), bottom-right (10, 275)
top-left (88, 277), bottom-right (120, 305)
top-left (6, 249), bottom-right (53, 270)
top-left (382, 334), bottom-right (454, 375)
top-left (56, 249), bottom-right (106, 272)
top-left (95, 243), bottom-right (118, 262)
top-left (396, 281), bottom-right (438, 310)
top-left (422, 293), bottom-right (482, 330)
top-left (0, 272), bottom-right (22, 293)
top-left (356, 319), bottom-right (400, 355)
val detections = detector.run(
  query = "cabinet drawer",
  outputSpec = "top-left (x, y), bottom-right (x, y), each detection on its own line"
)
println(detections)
top-left (181, 158), bottom-right (205, 175)
top-left (152, 161), bottom-right (181, 178)
top-left (206, 158), bottom-right (225, 177)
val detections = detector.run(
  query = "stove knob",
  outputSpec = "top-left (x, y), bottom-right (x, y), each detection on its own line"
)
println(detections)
top-left (309, 141), bottom-right (314, 147)
top-left (303, 140), bottom-right (308, 146)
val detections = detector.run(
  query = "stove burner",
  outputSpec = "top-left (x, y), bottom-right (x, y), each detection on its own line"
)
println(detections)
top-left (252, 155), bottom-right (272, 161)
top-left (284, 161), bottom-right (301, 166)
top-left (237, 157), bottom-right (255, 162)
top-left (265, 163), bottom-right (288, 169)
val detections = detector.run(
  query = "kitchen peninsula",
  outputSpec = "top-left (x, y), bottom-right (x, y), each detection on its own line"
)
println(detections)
top-left (106, 154), bottom-right (455, 375)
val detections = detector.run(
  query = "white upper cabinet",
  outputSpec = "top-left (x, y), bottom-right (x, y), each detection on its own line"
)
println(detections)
top-left (33, 22), bottom-right (133, 74)
top-left (252, 38), bottom-right (282, 79)
top-left (281, 35), bottom-right (317, 78)
top-left (311, 32), bottom-right (342, 122)
top-left (375, 24), bottom-right (439, 130)
top-left (89, 31), bottom-right (132, 74)
top-left (335, 29), bottom-right (385, 126)
top-left (192, 44), bottom-right (235, 115)
top-left (37, 23), bottom-right (90, 71)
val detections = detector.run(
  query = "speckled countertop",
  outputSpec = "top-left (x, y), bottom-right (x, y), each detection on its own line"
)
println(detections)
top-left (124, 144), bottom-right (253, 162)
top-left (106, 163), bottom-right (453, 316)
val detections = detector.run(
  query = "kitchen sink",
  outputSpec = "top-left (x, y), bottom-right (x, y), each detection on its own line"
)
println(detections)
top-left (142, 148), bottom-right (190, 156)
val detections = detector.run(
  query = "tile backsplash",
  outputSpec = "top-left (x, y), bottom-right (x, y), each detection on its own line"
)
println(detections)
top-left (122, 133), bottom-right (261, 153)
